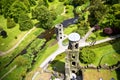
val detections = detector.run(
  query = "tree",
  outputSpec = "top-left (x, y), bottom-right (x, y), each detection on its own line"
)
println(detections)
top-left (1, 30), bottom-right (7, 38)
top-left (103, 27), bottom-right (113, 35)
top-left (80, 48), bottom-right (96, 63)
top-left (32, 5), bottom-right (55, 29)
top-left (7, 17), bottom-right (16, 28)
top-left (48, 0), bottom-right (54, 2)
top-left (19, 14), bottom-right (33, 31)
top-left (88, 0), bottom-right (107, 26)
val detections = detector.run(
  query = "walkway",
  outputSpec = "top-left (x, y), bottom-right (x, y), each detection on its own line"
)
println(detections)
top-left (32, 26), bottom-right (120, 80)
top-left (0, 27), bottom-right (36, 56)
top-left (40, 28), bottom-right (120, 69)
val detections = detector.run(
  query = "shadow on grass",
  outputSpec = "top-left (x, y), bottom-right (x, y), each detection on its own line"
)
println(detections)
top-left (50, 60), bottom-right (65, 74)
top-left (99, 32), bottom-right (108, 37)
top-left (116, 68), bottom-right (120, 80)
top-left (111, 38), bottom-right (120, 80)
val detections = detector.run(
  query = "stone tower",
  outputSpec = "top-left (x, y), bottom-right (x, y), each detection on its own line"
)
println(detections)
top-left (65, 33), bottom-right (80, 80)
top-left (55, 24), bottom-right (64, 41)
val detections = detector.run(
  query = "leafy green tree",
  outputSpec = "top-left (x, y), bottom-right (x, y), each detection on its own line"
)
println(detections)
top-left (88, 0), bottom-right (107, 26)
top-left (80, 48), bottom-right (96, 63)
top-left (7, 17), bottom-right (16, 28)
top-left (32, 5), bottom-right (55, 29)
top-left (28, 0), bottom-right (36, 6)
top-left (15, 55), bottom-right (30, 67)
top-left (19, 14), bottom-right (33, 31)
top-left (1, 30), bottom-right (7, 38)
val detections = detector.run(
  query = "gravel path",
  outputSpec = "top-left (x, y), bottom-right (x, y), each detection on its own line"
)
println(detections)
top-left (0, 27), bottom-right (35, 56)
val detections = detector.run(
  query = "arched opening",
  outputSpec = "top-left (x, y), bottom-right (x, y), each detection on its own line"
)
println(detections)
top-left (72, 62), bottom-right (76, 66)
top-left (75, 44), bottom-right (78, 49)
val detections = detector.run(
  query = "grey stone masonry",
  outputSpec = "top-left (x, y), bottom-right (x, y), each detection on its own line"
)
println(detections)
top-left (65, 33), bottom-right (80, 80)
top-left (55, 24), bottom-right (64, 41)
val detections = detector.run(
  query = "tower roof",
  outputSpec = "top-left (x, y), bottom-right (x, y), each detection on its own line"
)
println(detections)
top-left (68, 33), bottom-right (80, 42)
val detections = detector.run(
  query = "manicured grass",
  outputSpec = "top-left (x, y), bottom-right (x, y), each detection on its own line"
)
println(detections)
top-left (86, 39), bottom-right (120, 66)
top-left (62, 38), bottom-right (68, 45)
top-left (0, 15), bottom-right (27, 51)
top-left (100, 52), bottom-right (120, 66)
top-left (83, 69), bottom-right (117, 80)
top-left (64, 24), bottom-right (77, 35)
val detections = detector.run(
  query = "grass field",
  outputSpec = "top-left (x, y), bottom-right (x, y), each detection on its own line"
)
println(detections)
top-left (64, 24), bottom-right (77, 35)
top-left (0, 15), bottom-right (27, 51)
top-left (83, 69), bottom-right (117, 80)
top-left (90, 39), bottom-right (120, 66)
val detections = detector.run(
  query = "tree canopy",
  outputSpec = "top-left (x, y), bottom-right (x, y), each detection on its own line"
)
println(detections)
top-left (80, 48), bottom-right (96, 63)
top-left (19, 14), bottom-right (33, 31)
top-left (32, 5), bottom-right (56, 29)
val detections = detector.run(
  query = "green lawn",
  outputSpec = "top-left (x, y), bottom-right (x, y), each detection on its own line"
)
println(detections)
top-left (64, 24), bottom-right (77, 35)
top-left (89, 39), bottom-right (120, 66)
top-left (0, 15), bottom-right (27, 51)
top-left (83, 69), bottom-right (118, 80)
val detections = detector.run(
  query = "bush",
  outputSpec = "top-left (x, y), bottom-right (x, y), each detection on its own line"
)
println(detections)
top-left (7, 17), bottom-right (16, 28)
top-left (48, 0), bottom-right (54, 2)
top-left (59, 0), bottom-right (64, 2)
top-left (103, 27), bottom-right (113, 35)
top-left (1, 30), bottom-right (7, 38)
top-left (80, 48), bottom-right (96, 64)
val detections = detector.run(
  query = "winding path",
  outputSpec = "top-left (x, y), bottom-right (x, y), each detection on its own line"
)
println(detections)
top-left (0, 27), bottom-right (36, 56)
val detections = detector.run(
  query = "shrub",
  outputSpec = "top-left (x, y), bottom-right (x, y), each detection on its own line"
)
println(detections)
top-left (48, 0), bottom-right (54, 2)
top-left (59, 0), bottom-right (64, 2)
top-left (94, 25), bottom-right (100, 31)
top-left (7, 17), bottom-right (16, 28)
top-left (80, 48), bottom-right (96, 64)
top-left (103, 27), bottom-right (113, 35)
top-left (1, 30), bottom-right (7, 38)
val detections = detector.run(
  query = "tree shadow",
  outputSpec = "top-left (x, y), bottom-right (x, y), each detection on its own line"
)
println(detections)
top-left (110, 38), bottom-right (120, 80)
top-left (99, 32), bottom-right (108, 37)
top-left (50, 60), bottom-right (65, 74)
top-left (115, 68), bottom-right (120, 80)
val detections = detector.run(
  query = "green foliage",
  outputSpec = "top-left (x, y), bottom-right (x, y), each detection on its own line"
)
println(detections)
top-left (7, 17), bottom-right (16, 28)
top-left (27, 39), bottom-right (46, 53)
top-left (19, 14), bottom-right (33, 31)
top-left (80, 48), bottom-right (96, 63)
top-left (88, 0), bottom-right (107, 26)
top-left (32, 5), bottom-right (56, 29)
top-left (76, 21), bottom-right (89, 36)
top-left (59, 0), bottom-right (64, 2)
top-left (14, 55), bottom-right (30, 66)
top-left (48, 0), bottom-right (54, 2)
top-left (28, 0), bottom-right (36, 6)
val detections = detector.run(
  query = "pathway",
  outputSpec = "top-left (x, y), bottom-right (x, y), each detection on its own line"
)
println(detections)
top-left (32, 26), bottom-right (120, 80)
top-left (40, 29), bottom-right (120, 69)
top-left (0, 65), bottom-right (17, 80)
top-left (0, 27), bottom-right (36, 56)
